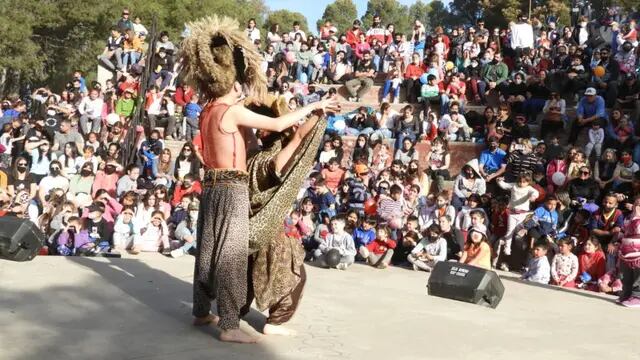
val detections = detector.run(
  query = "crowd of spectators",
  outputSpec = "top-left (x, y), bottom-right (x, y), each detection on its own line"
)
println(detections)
top-left (259, 11), bottom-right (640, 306)
top-left (1, 7), bottom-right (640, 306)
top-left (0, 8), bottom-right (199, 258)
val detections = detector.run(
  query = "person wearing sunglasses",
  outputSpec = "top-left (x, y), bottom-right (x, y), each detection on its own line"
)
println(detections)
top-left (567, 166), bottom-right (601, 204)
top-left (174, 142), bottom-right (201, 181)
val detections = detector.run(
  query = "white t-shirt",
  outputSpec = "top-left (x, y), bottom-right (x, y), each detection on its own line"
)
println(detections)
top-left (510, 22), bottom-right (534, 49)
top-left (39, 175), bottom-right (70, 194)
top-left (375, 110), bottom-right (399, 129)
top-left (246, 27), bottom-right (260, 42)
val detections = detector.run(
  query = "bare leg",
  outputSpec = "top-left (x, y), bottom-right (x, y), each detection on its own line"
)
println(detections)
top-left (193, 313), bottom-right (220, 326)
top-left (263, 323), bottom-right (297, 336)
top-left (220, 329), bottom-right (260, 343)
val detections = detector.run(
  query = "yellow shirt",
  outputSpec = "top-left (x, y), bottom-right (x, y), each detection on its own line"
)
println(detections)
top-left (0, 170), bottom-right (7, 191)
top-left (124, 37), bottom-right (144, 53)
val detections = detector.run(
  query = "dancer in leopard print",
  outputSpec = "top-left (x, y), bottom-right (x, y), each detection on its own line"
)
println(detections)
top-left (181, 16), bottom-right (339, 344)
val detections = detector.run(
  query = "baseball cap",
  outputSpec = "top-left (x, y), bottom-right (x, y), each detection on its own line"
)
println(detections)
top-left (584, 87), bottom-right (597, 96)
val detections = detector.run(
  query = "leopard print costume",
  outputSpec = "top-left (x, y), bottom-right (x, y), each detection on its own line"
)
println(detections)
top-left (247, 116), bottom-right (327, 311)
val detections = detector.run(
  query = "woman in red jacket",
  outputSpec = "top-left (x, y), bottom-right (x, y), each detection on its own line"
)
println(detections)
top-left (403, 53), bottom-right (426, 103)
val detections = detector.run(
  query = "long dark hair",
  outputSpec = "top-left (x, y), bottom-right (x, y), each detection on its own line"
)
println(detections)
top-left (11, 155), bottom-right (30, 179)
top-left (63, 142), bottom-right (79, 168)
top-left (177, 142), bottom-right (196, 162)
top-left (142, 191), bottom-right (158, 210)
top-left (36, 139), bottom-right (53, 164)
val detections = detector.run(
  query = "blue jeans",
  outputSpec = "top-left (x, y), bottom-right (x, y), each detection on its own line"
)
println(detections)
top-left (296, 64), bottom-right (313, 83)
top-left (122, 51), bottom-right (140, 70)
top-left (522, 98), bottom-right (547, 123)
top-left (373, 55), bottom-right (381, 72)
top-left (370, 128), bottom-right (393, 142)
top-left (345, 127), bottom-right (375, 136)
top-left (382, 80), bottom-right (400, 100)
top-left (179, 240), bottom-right (196, 254)
top-left (633, 143), bottom-right (640, 165)
top-left (395, 130), bottom-right (416, 150)
top-left (149, 70), bottom-right (172, 90)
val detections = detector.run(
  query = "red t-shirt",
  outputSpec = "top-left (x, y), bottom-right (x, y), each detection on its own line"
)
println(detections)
top-left (321, 168), bottom-right (345, 193)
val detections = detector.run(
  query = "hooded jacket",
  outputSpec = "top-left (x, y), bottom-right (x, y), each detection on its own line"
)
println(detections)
top-left (453, 159), bottom-right (486, 200)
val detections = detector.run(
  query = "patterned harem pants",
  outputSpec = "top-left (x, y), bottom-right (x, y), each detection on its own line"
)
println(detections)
top-left (193, 170), bottom-right (250, 331)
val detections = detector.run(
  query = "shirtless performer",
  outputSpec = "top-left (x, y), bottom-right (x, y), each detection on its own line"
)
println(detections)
top-left (181, 16), bottom-right (338, 344)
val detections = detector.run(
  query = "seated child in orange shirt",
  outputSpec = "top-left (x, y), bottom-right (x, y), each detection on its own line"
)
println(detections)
top-left (460, 225), bottom-right (491, 270)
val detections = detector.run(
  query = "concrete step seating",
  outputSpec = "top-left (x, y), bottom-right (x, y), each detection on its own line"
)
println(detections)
top-left (339, 136), bottom-right (482, 178)
top-left (317, 83), bottom-right (579, 115)
top-left (316, 83), bottom-right (583, 142)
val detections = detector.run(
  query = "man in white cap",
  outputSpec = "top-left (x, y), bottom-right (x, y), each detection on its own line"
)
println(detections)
top-left (570, 87), bottom-right (607, 144)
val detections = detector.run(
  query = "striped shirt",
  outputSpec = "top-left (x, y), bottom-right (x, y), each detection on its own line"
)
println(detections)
top-left (505, 151), bottom-right (542, 182)
top-left (377, 195), bottom-right (403, 222)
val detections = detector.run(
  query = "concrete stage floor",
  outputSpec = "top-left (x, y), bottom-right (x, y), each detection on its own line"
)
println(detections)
top-left (1, 254), bottom-right (638, 360)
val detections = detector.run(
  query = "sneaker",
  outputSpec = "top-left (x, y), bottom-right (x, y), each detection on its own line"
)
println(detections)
top-left (412, 264), bottom-right (420, 271)
top-left (499, 263), bottom-right (510, 272)
top-left (621, 297), bottom-right (640, 308)
top-left (336, 263), bottom-right (348, 270)
top-left (347, 97), bottom-right (356, 102)
top-left (393, 98), bottom-right (399, 104)
top-left (171, 249), bottom-right (186, 258)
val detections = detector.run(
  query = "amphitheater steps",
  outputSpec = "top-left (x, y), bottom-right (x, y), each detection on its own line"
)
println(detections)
top-left (164, 139), bottom-right (186, 159)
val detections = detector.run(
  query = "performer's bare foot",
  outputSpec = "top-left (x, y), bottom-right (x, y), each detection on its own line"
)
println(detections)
top-left (193, 314), bottom-right (219, 327)
top-left (263, 323), bottom-right (297, 336)
top-left (220, 328), bottom-right (259, 344)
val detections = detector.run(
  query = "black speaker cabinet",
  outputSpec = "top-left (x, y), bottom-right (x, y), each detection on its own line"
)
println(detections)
top-left (0, 217), bottom-right (45, 262)
top-left (427, 262), bottom-right (505, 308)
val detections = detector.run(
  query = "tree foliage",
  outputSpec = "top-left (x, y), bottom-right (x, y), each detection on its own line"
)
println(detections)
top-left (408, 1), bottom-right (431, 30)
top-left (0, 0), bottom-right (268, 95)
top-left (316, 0), bottom-right (358, 34)
top-left (449, 0), bottom-right (483, 25)
top-left (265, 9), bottom-right (309, 35)
top-left (361, 0), bottom-right (411, 35)
top-left (425, 0), bottom-right (457, 30)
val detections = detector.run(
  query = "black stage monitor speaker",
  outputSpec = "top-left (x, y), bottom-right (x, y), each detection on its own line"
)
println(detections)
top-left (427, 262), bottom-right (505, 308)
top-left (0, 217), bottom-right (45, 262)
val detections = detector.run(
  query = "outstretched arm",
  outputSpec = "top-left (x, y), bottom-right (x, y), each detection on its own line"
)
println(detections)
top-left (230, 98), bottom-right (338, 133)
top-left (273, 114), bottom-right (321, 174)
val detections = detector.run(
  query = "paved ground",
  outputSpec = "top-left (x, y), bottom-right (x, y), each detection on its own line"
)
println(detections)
top-left (1, 253), bottom-right (639, 360)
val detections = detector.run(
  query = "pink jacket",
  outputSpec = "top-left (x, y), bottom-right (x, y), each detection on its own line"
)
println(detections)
top-left (546, 159), bottom-right (567, 192)
top-left (621, 216), bottom-right (640, 268)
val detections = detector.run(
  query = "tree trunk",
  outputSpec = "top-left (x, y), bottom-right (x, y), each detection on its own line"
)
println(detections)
top-left (0, 68), bottom-right (7, 98)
